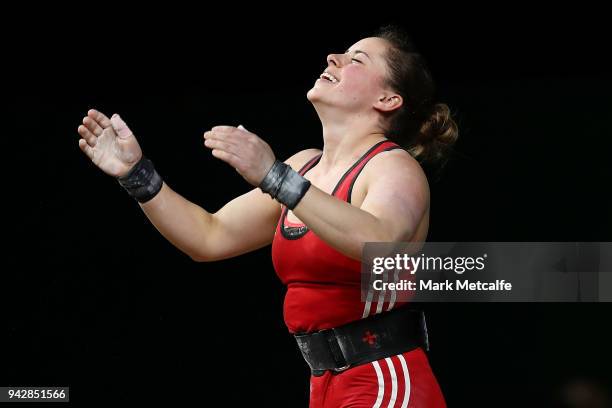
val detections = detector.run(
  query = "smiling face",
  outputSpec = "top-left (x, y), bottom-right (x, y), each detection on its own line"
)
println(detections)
top-left (307, 37), bottom-right (402, 117)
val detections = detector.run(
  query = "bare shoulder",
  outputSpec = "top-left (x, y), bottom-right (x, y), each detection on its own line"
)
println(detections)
top-left (361, 148), bottom-right (430, 204)
top-left (370, 147), bottom-right (426, 175)
top-left (283, 148), bottom-right (323, 171)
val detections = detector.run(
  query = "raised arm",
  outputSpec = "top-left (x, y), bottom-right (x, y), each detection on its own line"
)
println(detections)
top-left (139, 146), bottom-right (318, 262)
top-left (77, 109), bottom-right (320, 262)
top-left (202, 126), bottom-right (430, 262)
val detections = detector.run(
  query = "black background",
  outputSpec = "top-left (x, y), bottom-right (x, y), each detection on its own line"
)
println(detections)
top-left (3, 10), bottom-right (612, 407)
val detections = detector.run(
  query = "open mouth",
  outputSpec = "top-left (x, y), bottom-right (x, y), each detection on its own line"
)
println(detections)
top-left (319, 72), bottom-right (339, 83)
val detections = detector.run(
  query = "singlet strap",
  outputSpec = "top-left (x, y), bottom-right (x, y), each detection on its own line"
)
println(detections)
top-left (336, 140), bottom-right (405, 203)
top-left (297, 152), bottom-right (323, 176)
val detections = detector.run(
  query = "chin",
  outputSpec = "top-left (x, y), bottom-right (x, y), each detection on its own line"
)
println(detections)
top-left (307, 84), bottom-right (331, 104)
top-left (306, 87), bottom-right (318, 102)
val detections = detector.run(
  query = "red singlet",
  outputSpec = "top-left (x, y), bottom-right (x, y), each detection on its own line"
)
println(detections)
top-left (272, 140), bottom-right (406, 333)
top-left (271, 140), bottom-right (446, 407)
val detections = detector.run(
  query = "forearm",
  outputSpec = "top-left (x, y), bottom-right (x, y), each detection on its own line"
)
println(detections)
top-left (139, 182), bottom-right (215, 261)
top-left (291, 185), bottom-right (389, 261)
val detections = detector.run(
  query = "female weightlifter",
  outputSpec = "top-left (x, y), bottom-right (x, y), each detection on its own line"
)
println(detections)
top-left (77, 26), bottom-right (458, 407)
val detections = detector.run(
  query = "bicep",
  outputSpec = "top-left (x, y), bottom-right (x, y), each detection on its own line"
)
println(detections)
top-left (359, 162), bottom-right (429, 242)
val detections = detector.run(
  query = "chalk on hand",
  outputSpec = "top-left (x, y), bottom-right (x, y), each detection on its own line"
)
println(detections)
top-left (111, 114), bottom-right (133, 139)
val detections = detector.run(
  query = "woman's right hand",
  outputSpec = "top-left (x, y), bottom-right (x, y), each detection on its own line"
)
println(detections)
top-left (77, 109), bottom-right (143, 177)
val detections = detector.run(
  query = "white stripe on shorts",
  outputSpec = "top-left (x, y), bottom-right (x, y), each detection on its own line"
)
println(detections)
top-left (397, 354), bottom-right (411, 408)
top-left (370, 354), bottom-right (411, 408)
top-left (385, 357), bottom-right (398, 408)
top-left (371, 360), bottom-right (385, 408)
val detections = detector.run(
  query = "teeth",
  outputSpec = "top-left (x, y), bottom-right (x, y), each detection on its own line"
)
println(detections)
top-left (321, 72), bottom-right (339, 83)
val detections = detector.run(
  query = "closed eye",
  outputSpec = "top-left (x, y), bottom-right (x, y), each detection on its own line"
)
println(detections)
top-left (351, 58), bottom-right (363, 64)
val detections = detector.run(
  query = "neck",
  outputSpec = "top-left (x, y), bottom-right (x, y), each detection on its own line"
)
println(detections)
top-left (316, 107), bottom-right (387, 173)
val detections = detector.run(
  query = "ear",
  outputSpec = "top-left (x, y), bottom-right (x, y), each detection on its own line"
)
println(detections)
top-left (374, 93), bottom-right (403, 113)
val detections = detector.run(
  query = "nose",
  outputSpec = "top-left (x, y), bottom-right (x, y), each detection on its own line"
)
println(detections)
top-left (326, 53), bottom-right (342, 67)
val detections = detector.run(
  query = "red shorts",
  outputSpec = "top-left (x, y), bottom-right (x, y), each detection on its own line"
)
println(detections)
top-left (308, 348), bottom-right (446, 408)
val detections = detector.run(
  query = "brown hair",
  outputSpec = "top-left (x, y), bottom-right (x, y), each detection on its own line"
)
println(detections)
top-left (374, 25), bottom-right (459, 174)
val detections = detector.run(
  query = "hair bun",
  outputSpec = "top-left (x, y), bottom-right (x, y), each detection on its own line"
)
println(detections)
top-left (413, 103), bottom-right (459, 165)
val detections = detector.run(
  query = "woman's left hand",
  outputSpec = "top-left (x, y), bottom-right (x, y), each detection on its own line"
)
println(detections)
top-left (203, 125), bottom-right (276, 186)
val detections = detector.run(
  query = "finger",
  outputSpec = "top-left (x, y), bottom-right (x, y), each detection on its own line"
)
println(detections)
top-left (211, 125), bottom-right (237, 133)
top-left (204, 131), bottom-right (242, 147)
top-left (83, 117), bottom-right (104, 137)
top-left (211, 148), bottom-right (241, 168)
top-left (78, 124), bottom-right (97, 147)
top-left (204, 130), bottom-right (225, 140)
top-left (204, 138), bottom-right (237, 152)
top-left (78, 138), bottom-right (95, 161)
top-left (110, 114), bottom-right (133, 139)
top-left (87, 109), bottom-right (113, 128)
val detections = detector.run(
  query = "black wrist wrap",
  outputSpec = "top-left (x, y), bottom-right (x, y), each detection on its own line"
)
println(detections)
top-left (259, 160), bottom-right (311, 210)
top-left (117, 156), bottom-right (163, 203)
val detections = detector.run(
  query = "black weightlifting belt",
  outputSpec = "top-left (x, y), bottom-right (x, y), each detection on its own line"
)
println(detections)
top-left (294, 307), bottom-right (429, 376)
